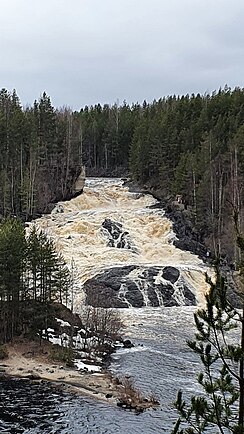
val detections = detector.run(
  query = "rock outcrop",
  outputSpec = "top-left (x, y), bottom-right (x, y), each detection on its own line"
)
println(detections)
top-left (164, 206), bottom-right (208, 260)
top-left (124, 179), bottom-right (208, 261)
top-left (101, 218), bottom-right (132, 249)
top-left (73, 166), bottom-right (86, 197)
top-left (36, 165), bottom-right (83, 216)
top-left (84, 265), bottom-right (196, 308)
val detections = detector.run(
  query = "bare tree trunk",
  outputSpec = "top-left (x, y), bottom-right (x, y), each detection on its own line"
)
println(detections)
top-left (105, 143), bottom-right (108, 170)
top-left (29, 151), bottom-right (37, 217)
top-left (192, 169), bottom-right (197, 220)
top-left (209, 138), bottom-right (217, 256)
top-left (233, 146), bottom-right (241, 262)
top-left (217, 165), bottom-right (224, 256)
top-left (11, 166), bottom-right (14, 213)
top-left (239, 306), bottom-right (244, 427)
top-left (93, 121), bottom-right (97, 170)
top-left (115, 100), bottom-right (119, 167)
top-left (79, 124), bottom-right (83, 164)
top-left (64, 112), bottom-right (72, 197)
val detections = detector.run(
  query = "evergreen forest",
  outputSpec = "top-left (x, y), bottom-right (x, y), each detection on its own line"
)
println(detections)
top-left (0, 219), bottom-right (70, 344)
top-left (1, 86), bottom-right (244, 262)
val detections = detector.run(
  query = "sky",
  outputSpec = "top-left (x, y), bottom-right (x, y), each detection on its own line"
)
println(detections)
top-left (1, 0), bottom-right (244, 110)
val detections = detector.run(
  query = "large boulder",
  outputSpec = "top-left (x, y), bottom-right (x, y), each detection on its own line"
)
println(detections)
top-left (101, 218), bottom-right (132, 249)
top-left (162, 266), bottom-right (180, 284)
top-left (84, 265), bottom-right (196, 308)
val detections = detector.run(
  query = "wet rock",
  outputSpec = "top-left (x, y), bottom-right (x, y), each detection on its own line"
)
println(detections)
top-left (113, 377), bottom-right (121, 385)
top-left (117, 400), bottom-right (145, 412)
top-left (182, 284), bottom-right (196, 305)
top-left (157, 284), bottom-right (175, 307)
top-left (84, 265), bottom-right (196, 308)
top-left (101, 218), bottom-right (132, 249)
top-left (85, 282), bottom-right (128, 308)
top-left (26, 373), bottom-right (41, 380)
top-left (147, 286), bottom-right (160, 307)
top-left (44, 203), bottom-right (57, 213)
top-left (174, 238), bottom-right (207, 259)
top-left (164, 207), bottom-right (208, 259)
top-left (162, 266), bottom-right (180, 284)
top-left (123, 340), bottom-right (134, 348)
top-left (117, 400), bottom-right (127, 408)
top-left (51, 204), bottom-right (64, 214)
top-left (125, 282), bottom-right (144, 307)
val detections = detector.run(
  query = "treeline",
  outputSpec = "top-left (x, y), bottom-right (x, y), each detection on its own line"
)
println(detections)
top-left (72, 86), bottom-right (244, 259)
top-left (77, 86), bottom-right (244, 259)
top-left (1, 87), bottom-right (244, 258)
top-left (128, 87), bottom-right (244, 259)
top-left (0, 219), bottom-right (70, 343)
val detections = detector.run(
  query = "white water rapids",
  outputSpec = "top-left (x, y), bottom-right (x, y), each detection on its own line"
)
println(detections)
top-left (24, 177), bottom-right (212, 432)
top-left (28, 177), bottom-right (209, 309)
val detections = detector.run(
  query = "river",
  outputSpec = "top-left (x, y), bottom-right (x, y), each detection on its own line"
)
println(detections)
top-left (1, 178), bottom-right (210, 433)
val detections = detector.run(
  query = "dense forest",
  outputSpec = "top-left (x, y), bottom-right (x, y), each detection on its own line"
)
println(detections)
top-left (0, 89), bottom-right (82, 219)
top-left (1, 86), bottom-right (244, 259)
top-left (0, 219), bottom-right (70, 344)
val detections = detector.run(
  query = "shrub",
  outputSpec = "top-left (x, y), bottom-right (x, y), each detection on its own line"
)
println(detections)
top-left (119, 376), bottom-right (144, 405)
top-left (79, 305), bottom-right (124, 353)
top-left (50, 345), bottom-right (74, 367)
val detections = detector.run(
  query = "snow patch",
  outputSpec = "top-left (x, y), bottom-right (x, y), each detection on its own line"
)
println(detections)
top-left (55, 318), bottom-right (71, 327)
top-left (74, 359), bottom-right (101, 372)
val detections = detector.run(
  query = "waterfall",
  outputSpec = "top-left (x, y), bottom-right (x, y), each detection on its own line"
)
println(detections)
top-left (27, 178), bottom-right (209, 309)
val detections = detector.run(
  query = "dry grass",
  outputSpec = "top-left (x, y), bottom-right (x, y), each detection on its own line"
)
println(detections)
top-left (116, 375), bottom-right (160, 411)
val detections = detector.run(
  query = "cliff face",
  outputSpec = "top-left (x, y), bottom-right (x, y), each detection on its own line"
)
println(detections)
top-left (73, 166), bottom-right (86, 197)
top-left (35, 165), bottom-right (85, 216)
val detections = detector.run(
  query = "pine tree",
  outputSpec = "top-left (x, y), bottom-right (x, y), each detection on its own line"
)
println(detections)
top-left (24, 226), bottom-right (71, 340)
top-left (172, 259), bottom-right (244, 433)
top-left (0, 219), bottom-right (27, 342)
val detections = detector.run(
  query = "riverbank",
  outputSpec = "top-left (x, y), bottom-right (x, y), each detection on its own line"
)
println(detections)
top-left (123, 179), bottom-right (209, 261)
top-left (1, 341), bottom-right (118, 402)
top-left (0, 340), bottom-right (158, 412)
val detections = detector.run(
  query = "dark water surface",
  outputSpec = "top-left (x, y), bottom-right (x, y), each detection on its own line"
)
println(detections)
top-left (0, 307), bottom-right (204, 433)
top-left (0, 377), bottom-right (164, 434)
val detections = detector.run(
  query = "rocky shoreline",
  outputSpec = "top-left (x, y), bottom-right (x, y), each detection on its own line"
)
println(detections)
top-left (124, 179), bottom-right (208, 262)
top-left (0, 341), bottom-right (119, 403)
top-left (0, 339), bottom-right (158, 413)
top-left (123, 179), bottom-right (244, 308)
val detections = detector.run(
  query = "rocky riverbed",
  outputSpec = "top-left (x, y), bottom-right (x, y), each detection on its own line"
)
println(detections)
top-left (84, 264), bottom-right (196, 308)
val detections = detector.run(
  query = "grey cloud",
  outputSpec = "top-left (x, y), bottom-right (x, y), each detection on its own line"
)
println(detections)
top-left (0, 0), bottom-right (244, 108)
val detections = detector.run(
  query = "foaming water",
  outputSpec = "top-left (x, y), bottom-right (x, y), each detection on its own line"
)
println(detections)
top-left (28, 178), bottom-right (209, 307)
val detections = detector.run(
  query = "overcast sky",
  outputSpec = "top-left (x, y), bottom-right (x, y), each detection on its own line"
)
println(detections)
top-left (1, 0), bottom-right (244, 109)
